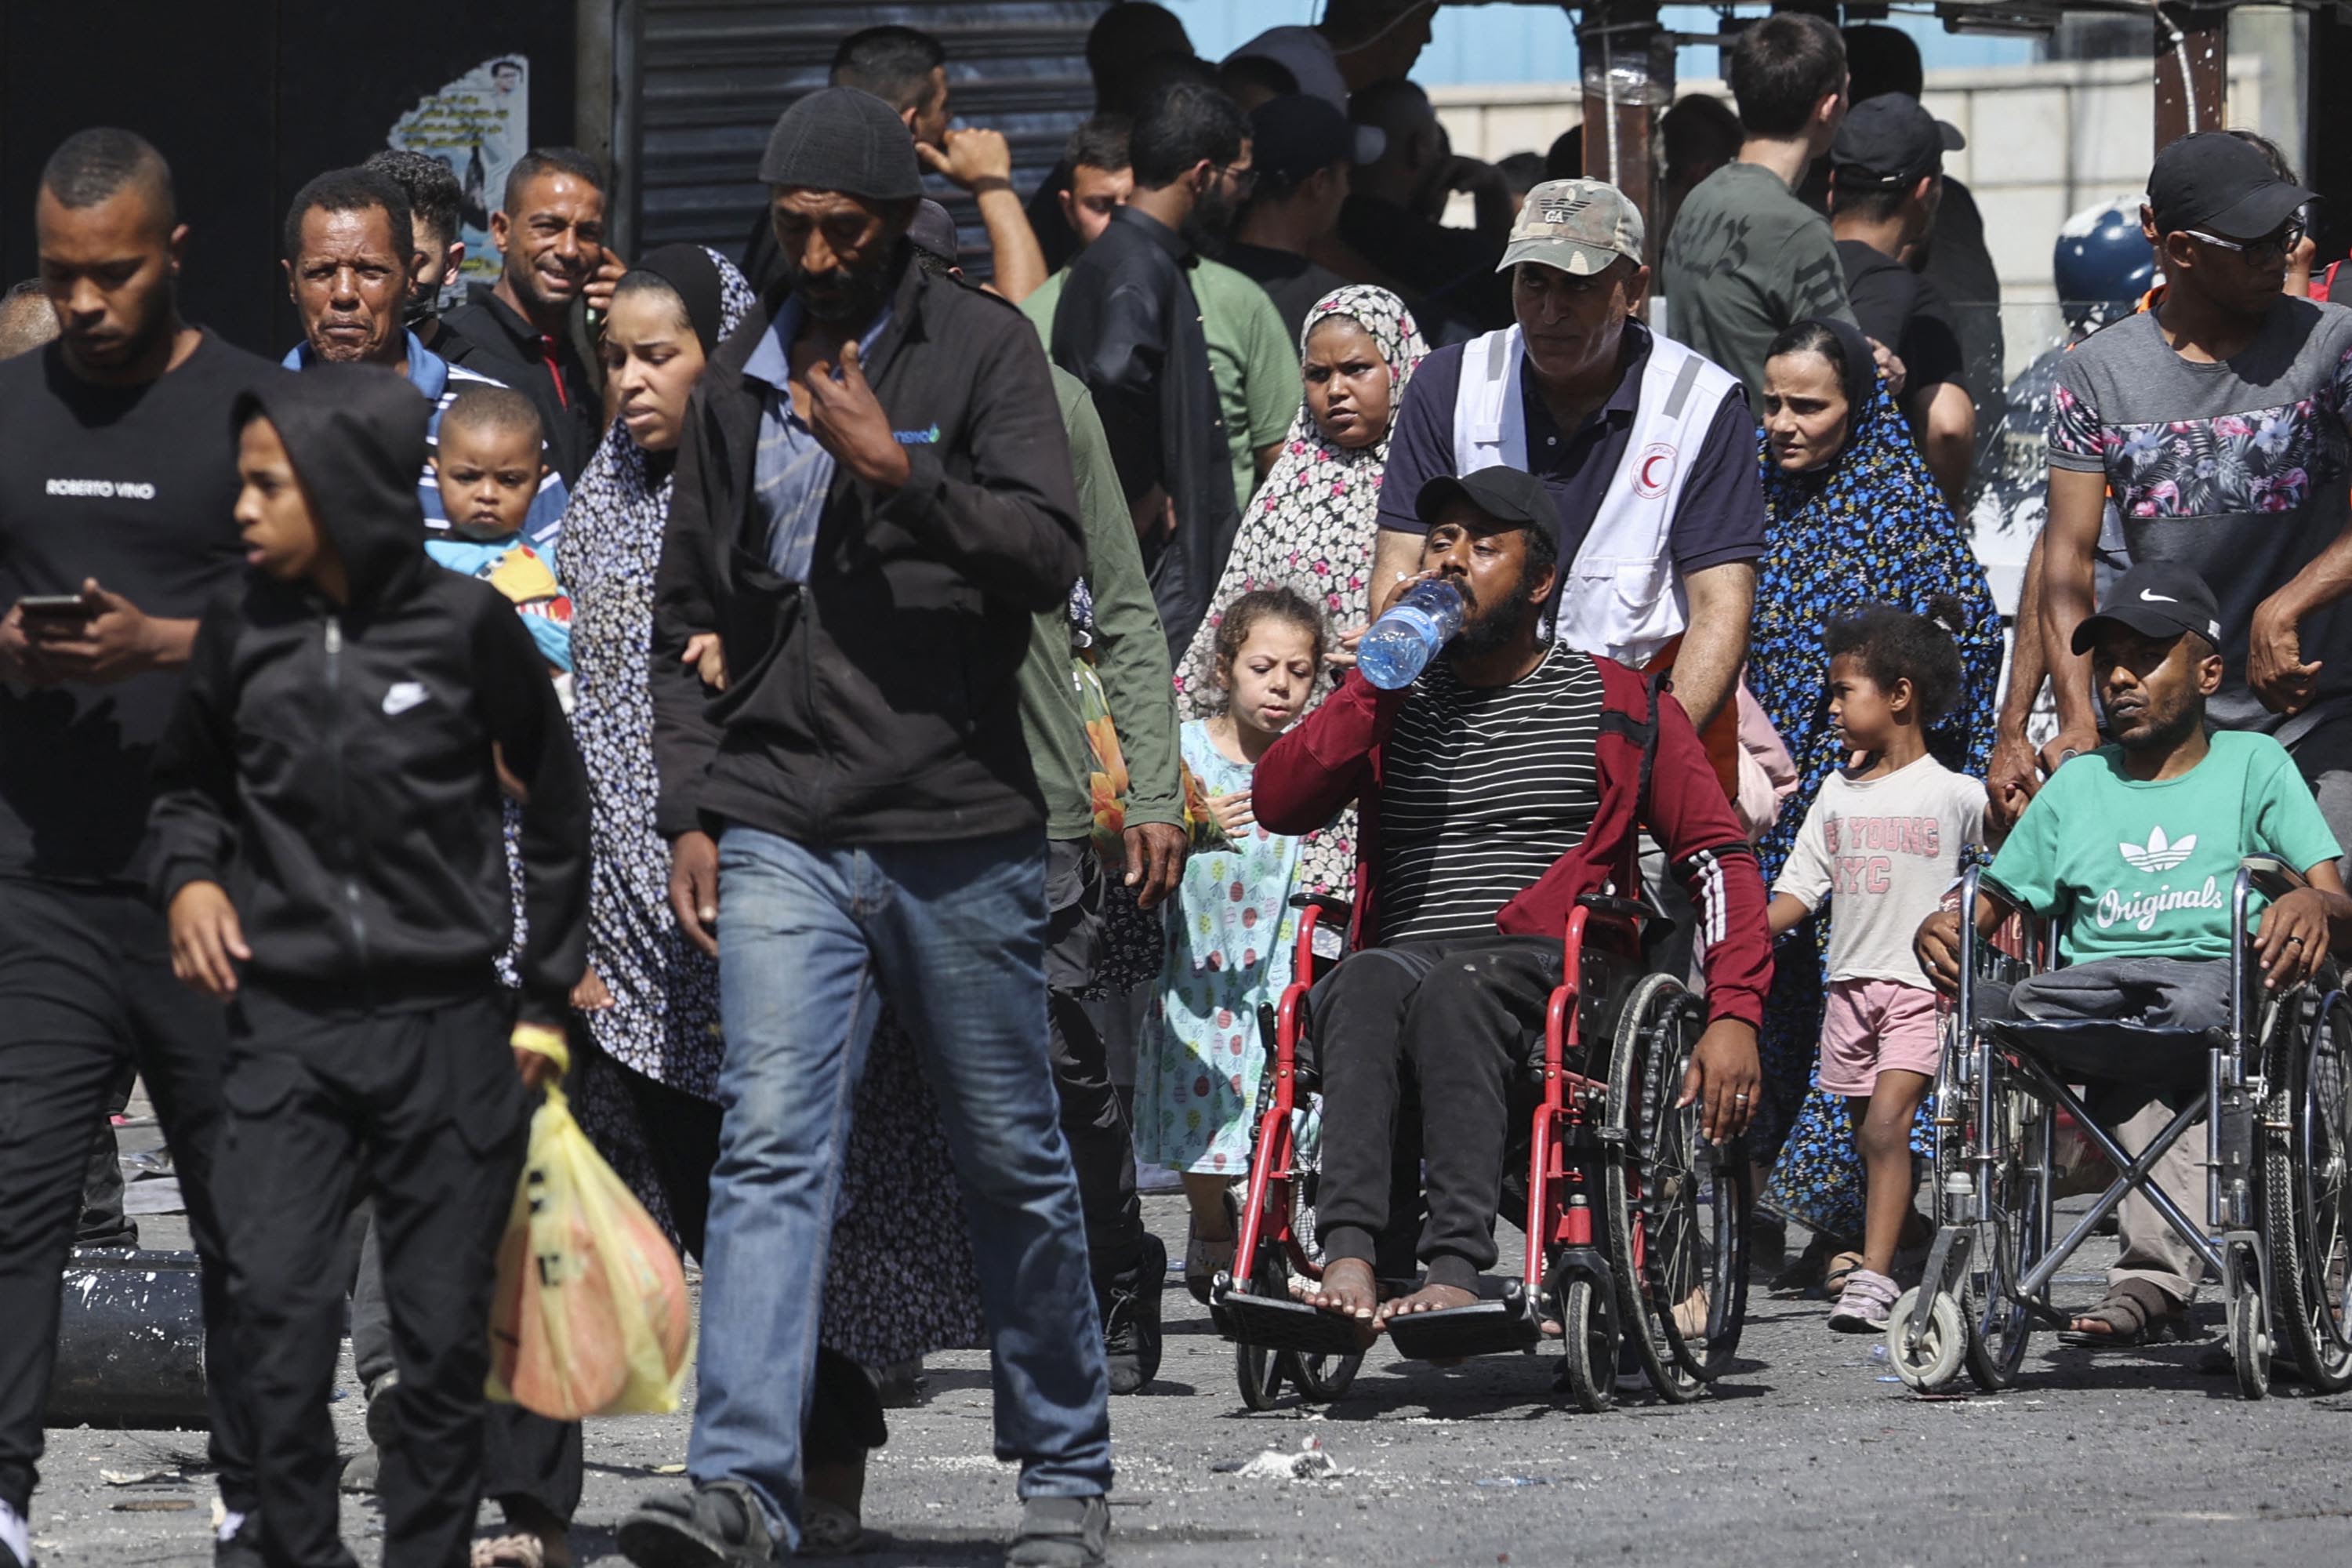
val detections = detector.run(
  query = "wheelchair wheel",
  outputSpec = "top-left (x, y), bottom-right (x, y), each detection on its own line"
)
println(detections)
top-left (1234, 1250), bottom-right (1292, 1411)
top-left (1605, 974), bottom-right (1748, 1403)
top-left (1963, 1069), bottom-right (2049, 1392)
top-left (1287, 1348), bottom-right (1362, 1403)
top-left (2230, 1274), bottom-right (2272, 1401)
top-left (1555, 1278), bottom-right (1615, 1414)
top-left (2264, 992), bottom-right (2352, 1392)
top-left (1886, 1287), bottom-right (1965, 1392)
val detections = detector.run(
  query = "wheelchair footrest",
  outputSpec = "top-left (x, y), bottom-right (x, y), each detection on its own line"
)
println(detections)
top-left (1384, 1283), bottom-right (1545, 1362)
top-left (1210, 1279), bottom-right (1373, 1357)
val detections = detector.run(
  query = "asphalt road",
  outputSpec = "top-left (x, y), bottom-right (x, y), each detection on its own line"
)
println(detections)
top-left (29, 1189), bottom-right (2352, 1567)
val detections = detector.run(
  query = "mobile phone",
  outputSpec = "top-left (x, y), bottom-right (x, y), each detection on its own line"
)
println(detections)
top-left (16, 593), bottom-right (95, 622)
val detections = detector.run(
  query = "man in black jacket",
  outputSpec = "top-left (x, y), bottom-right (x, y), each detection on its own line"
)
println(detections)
top-left (1051, 78), bottom-right (1249, 660)
top-left (150, 363), bottom-right (588, 1568)
top-left (621, 89), bottom-right (1111, 1568)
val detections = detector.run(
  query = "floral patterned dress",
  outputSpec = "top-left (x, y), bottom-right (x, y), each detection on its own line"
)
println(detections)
top-left (1748, 368), bottom-right (2002, 1238)
top-left (1174, 286), bottom-right (1428, 897)
top-left (1134, 721), bottom-right (1305, 1175)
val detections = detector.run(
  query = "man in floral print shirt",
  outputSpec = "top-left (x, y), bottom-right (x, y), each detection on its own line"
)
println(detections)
top-left (2041, 131), bottom-right (2352, 858)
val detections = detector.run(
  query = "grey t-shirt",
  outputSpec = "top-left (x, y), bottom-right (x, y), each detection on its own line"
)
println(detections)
top-left (1660, 161), bottom-right (1857, 404)
top-left (2048, 297), bottom-right (2352, 742)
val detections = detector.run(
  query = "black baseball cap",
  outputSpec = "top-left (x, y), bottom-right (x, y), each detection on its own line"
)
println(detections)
top-left (2070, 561), bottom-right (2224, 655)
top-left (908, 199), bottom-right (959, 263)
top-left (2148, 131), bottom-right (2314, 241)
top-left (1414, 466), bottom-right (1561, 552)
top-left (1249, 93), bottom-right (1384, 182)
top-left (1829, 93), bottom-right (1963, 189)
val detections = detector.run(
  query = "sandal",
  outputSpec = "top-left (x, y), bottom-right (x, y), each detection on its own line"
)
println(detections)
top-left (2060, 1277), bottom-right (2188, 1346)
top-left (801, 1497), bottom-right (863, 1555)
top-left (470, 1535), bottom-right (543, 1568)
top-left (1821, 1249), bottom-right (1867, 1299)
top-left (1184, 1191), bottom-right (1240, 1305)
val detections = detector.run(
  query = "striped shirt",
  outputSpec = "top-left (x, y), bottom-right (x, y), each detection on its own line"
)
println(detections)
top-left (282, 332), bottom-right (569, 555)
top-left (1377, 643), bottom-right (1604, 945)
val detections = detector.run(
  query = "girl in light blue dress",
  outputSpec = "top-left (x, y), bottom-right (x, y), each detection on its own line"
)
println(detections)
top-left (1138, 588), bottom-right (1327, 1300)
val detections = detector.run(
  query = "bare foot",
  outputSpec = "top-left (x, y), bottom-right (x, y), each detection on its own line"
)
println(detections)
top-left (1378, 1280), bottom-right (1478, 1319)
top-left (1298, 1257), bottom-right (1384, 1338)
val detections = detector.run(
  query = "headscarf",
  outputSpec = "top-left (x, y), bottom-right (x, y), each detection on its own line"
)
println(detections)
top-left (557, 246), bottom-right (756, 1098)
top-left (1174, 285), bottom-right (1428, 717)
top-left (1172, 285), bottom-right (1427, 897)
top-left (627, 243), bottom-right (731, 356)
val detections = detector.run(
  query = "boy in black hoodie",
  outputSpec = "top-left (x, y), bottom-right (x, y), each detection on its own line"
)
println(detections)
top-left (147, 362), bottom-right (590, 1568)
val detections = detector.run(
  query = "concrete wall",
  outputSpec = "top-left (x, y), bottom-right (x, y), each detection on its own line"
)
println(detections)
top-left (1429, 43), bottom-right (2292, 379)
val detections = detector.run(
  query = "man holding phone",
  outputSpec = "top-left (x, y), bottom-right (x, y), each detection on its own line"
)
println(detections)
top-left (0, 128), bottom-right (280, 1568)
top-left (440, 147), bottom-right (622, 486)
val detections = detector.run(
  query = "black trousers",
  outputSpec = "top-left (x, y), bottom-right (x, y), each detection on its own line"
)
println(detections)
top-left (0, 878), bottom-right (250, 1517)
top-left (1313, 937), bottom-right (1561, 1293)
top-left (1044, 839), bottom-right (1145, 1299)
top-left (577, 1037), bottom-right (884, 1468)
top-left (220, 983), bottom-right (526, 1568)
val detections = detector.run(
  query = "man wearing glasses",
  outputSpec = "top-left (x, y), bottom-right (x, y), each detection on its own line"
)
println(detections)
top-left (1048, 78), bottom-right (1250, 657)
top-left (2039, 131), bottom-right (2352, 860)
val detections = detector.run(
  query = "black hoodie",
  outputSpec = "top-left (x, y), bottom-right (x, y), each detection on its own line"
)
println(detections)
top-left (147, 362), bottom-right (590, 1024)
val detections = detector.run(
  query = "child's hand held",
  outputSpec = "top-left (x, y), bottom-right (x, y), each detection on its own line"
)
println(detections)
top-left (167, 880), bottom-right (249, 998)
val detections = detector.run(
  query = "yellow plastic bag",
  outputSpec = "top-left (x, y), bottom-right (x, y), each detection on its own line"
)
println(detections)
top-left (487, 1084), bottom-right (695, 1418)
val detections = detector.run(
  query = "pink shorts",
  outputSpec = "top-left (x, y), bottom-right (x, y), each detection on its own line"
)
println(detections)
top-left (1818, 977), bottom-right (1943, 1097)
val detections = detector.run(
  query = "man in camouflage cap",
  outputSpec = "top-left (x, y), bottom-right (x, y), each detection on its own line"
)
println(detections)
top-left (1370, 174), bottom-right (1765, 734)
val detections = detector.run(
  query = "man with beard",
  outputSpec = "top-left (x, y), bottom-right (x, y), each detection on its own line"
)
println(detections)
top-left (619, 88), bottom-right (1110, 1568)
top-left (1252, 466), bottom-right (1769, 1331)
top-left (1050, 78), bottom-right (1250, 659)
top-left (362, 148), bottom-right (474, 360)
top-left (1917, 562), bottom-right (2352, 1344)
top-left (442, 147), bottom-right (615, 485)
top-left (278, 166), bottom-right (567, 546)
top-left (0, 127), bottom-right (275, 1568)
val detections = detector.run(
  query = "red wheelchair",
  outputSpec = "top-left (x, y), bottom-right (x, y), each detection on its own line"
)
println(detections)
top-left (1208, 891), bottom-right (1751, 1411)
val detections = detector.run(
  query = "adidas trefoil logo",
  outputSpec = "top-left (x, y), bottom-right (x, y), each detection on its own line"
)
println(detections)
top-left (2119, 826), bottom-right (2195, 873)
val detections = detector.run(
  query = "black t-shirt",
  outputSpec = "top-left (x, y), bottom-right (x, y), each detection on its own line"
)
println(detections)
top-left (1838, 239), bottom-right (1965, 401)
top-left (1220, 242), bottom-right (1355, 347)
top-left (0, 332), bottom-right (281, 882)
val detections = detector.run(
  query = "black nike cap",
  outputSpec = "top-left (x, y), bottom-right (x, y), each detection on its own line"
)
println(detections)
top-left (2071, 561), bottom-right (2223, 655)
top-left (2147, 130), bottom-right (2313, 241)
top-left (1415, 466), bottom-right (1561, 551)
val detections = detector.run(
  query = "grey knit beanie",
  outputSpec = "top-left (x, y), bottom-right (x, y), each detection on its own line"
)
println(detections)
top-left (759, 86), bottom-right (924, 200)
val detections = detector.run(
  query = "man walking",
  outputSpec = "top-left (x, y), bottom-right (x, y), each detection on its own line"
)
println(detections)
top-left (0, 128), bottom-right (275, 1568)
top-left (1051, 79), bottom-right (1250, 658)
top-left (620, 88), bottom-right (1111, 1568)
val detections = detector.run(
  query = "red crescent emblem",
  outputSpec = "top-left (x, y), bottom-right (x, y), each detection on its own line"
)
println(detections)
top-left (1633, 442), bottom-right (1676, 499)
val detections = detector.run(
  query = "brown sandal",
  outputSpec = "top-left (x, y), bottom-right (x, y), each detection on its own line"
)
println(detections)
top-left (2062, 1278), bottom-right (2188, 1346)
top-left (1822, 1250), bottom-right (1867, 1298)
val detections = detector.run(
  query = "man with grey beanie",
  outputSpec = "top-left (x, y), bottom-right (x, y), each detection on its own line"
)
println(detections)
top-left (621, 85), bottom-right (1113, 1568)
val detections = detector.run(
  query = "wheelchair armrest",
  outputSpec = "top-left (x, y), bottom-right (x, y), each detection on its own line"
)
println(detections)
top-left (1289, 892), bottom-right (1355, 923)
top-left (2240, 855), bottom-right (2307, 903)
top-left (1575, 894), bottom-right (1649, 926)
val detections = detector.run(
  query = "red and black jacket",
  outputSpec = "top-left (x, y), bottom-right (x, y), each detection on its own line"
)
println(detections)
top-left (1253, 655), bottom-right (1773, 1030)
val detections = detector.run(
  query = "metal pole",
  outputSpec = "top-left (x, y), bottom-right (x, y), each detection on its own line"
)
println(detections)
top-left (1576, 1), bottom-right (1671, 265)
top-left (2154, 1), bottom-right (2229, 152)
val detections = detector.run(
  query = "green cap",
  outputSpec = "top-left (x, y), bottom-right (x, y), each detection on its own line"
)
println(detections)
top-left (1497, 177), bottom-right (1645, 277)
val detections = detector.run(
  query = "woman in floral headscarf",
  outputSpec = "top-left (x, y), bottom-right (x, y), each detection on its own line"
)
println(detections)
top-left (1174, 285), bottom-right (1428, 898)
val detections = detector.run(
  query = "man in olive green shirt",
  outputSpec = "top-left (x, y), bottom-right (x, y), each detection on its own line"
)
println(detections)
top-left (1016, 364), bottom-right (1189, 1393)
top-left (1022, 225), bottom-right (1297, 512)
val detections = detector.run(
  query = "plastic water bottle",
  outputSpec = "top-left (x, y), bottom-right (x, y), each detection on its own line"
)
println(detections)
top-left (1357, 579), bottom-right (1465, 689)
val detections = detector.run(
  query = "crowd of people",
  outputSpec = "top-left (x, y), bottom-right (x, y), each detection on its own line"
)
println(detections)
top-left (0, 2), bottom-right (2347, 1566)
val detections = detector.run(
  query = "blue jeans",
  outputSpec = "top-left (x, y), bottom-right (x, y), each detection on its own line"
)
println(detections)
top-left (688, 826), bottom-right (1111, 1544)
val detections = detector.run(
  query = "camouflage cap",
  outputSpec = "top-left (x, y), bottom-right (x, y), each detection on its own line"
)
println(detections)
top-left (1497, 178), bottom-right (1646, 278)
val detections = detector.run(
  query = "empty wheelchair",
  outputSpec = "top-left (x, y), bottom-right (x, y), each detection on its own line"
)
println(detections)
top-left (1889, 859), bottom-right (2352, 1399)
top-left (1207, 892), bottom-right (1750, 1412)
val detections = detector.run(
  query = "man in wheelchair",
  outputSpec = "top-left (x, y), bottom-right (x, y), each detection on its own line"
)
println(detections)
top-left (1916, 563), bottom-right (2352, 1344)
top-left (1251, 466), bottom-right (1772, 1334)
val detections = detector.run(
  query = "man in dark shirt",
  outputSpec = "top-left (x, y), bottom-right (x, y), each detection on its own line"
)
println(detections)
top-left (1336, 78), bottom-right (1514, 335)
top-left (1374, 180), bottom-right (1765, 734)
top-left (1828, 93), bottom-right (1975, 502)
top-left (0, 128), bottom-right (275, 1568)
top-left (1051, 80), bottom-right (1250, 659)
top-left (441, 147), bottom-right (613, 485)
top-left (1224, 93), bottom-right (1364, 343)
top-left (364, 147), bottom-right (477, 361)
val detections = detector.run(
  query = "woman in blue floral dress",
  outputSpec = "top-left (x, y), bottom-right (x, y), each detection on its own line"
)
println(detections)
top-left (1746, 318), bottom-right (2002, 1269)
